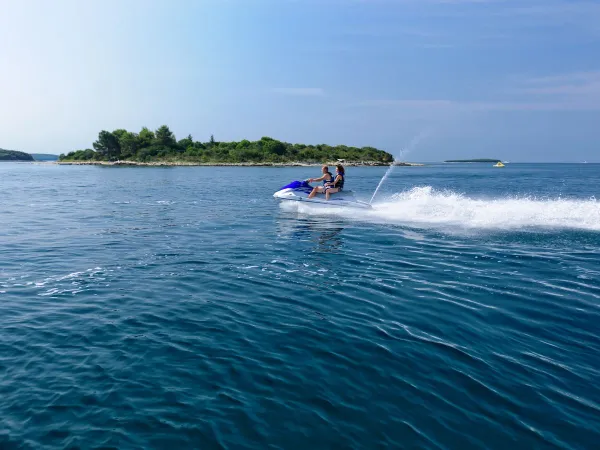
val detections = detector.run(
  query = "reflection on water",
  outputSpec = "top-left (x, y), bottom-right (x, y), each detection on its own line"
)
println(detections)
top-left (314, 228), bottom-right (343, 253)
top-left (276, 207), bottom-right (345, 253)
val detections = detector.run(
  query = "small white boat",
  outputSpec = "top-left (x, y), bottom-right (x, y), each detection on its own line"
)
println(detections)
top-left (273, 180), bottom-right (372, 209)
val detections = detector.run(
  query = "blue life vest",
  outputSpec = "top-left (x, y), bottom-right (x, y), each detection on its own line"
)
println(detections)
top-left (334, 174), bottom-right (345, 189)
top-left (323, 172), bottom-right (333, 185)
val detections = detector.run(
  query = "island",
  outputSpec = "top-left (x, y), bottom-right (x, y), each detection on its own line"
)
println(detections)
top-left (0, 148), bottom-right (34, 161)
top-left (394, 161), bottom-right (424, 166)
top-left (444, 159), bottom-right (501, 163)
top-left (58, 126), bottom-right (394, 166)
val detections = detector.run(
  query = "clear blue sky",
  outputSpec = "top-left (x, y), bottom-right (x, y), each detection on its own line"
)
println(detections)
top-left (1, 0), bottom-right (598, 161)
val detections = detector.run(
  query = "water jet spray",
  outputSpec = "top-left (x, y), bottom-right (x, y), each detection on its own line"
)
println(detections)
top-left (369, 131), bottom-right (430, 205)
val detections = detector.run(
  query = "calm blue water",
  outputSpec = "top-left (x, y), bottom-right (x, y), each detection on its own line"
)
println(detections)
top-left (1, 162), bottom-right (600, 449)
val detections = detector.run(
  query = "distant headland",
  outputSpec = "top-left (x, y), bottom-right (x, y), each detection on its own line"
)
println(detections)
top-left (444, 159), bottom-right (501, 163)
top-left (58, 126), bottom-right (395, 166)
top-left (0, 149), bottom-right (34, 161)
top-left (0, 149), bottom-right (59, 162)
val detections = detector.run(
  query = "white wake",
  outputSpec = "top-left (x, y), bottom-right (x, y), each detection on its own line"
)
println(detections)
top-left (288, 186), bottom-right (600, 231)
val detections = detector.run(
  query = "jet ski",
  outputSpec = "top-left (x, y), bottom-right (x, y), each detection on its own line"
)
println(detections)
top-left (273, 180), bottom-right (372, 209)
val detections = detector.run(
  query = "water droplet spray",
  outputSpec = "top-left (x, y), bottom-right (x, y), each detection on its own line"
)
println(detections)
top-left (370, 131), bottom-right (430, 205)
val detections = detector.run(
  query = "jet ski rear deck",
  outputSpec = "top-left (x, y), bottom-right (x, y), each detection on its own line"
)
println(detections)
top-left (273, 181), bottom-right (372, 209)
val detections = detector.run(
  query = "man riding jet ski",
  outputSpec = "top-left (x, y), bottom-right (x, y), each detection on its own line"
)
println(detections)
top-left (273, 164), bottom-right (372, 209)
top-left (308, 165), bottom-right (345, 200)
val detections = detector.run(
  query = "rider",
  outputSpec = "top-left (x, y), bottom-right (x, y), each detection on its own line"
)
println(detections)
top-left (307, 165), bottom-right (334, 198)
top-left (325, 165), bottom-right (345, 200)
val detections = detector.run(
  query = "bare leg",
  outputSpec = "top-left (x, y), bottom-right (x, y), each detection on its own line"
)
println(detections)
top-left (325, 188), bottom-right (339, 200)
top-left (308, 186), bottom-right (323, 198)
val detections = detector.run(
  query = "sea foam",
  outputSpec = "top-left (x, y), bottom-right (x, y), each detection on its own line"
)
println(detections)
top-left (291, 186), bottom-right (600, 231)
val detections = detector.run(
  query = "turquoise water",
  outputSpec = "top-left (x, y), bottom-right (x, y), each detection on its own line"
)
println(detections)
top-left (1, 162), bottom-right (600, 449)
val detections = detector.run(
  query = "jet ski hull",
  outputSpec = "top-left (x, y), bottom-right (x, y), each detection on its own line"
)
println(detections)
top-left (273, 181), bottom-right (372, 209)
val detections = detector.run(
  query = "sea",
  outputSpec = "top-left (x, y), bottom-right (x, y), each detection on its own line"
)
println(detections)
top-left (1, 162), bottom-right (599, 449)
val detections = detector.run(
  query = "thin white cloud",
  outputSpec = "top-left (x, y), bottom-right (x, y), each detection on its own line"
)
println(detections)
top-left (498, 1), bottom-right (600, 37)
top-left (362, 99), bottom-right (455, 109)
top-left (353, 0), bottom-right (503, 3)
top-left (526, 71), bottom-right (600, 84)
top-left (360, 70), bottom-right (600, 113)
top-left (520, 71), bottom-right (600, 96)
top-left (272, 88), bottom-right (325, 96)
top-left (510, 1), bottom-right (600, 18)
top-left (370, 0), bottom-right (599, 43)
top-left (360, 98), bottom-right (600, 113)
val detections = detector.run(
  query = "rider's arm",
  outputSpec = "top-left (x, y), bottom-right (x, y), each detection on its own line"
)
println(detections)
top-left (309, 175), bottom-right (325, 183)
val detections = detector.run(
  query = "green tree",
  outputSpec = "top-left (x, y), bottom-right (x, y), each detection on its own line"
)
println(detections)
top-left (119, 132), bottom-right (139, 159)
top-left (93, 131), bottom-right (121, 160)
top-left (177, 134), bottom-right (193, 153)
top-left (263, 139), bottom-right (286, 156)
top-left (236, 139), bottom-right (251, 149)
top-left (138, 127), bottom-right (156, 149)
top-left (155, 125), bottom-right (176, 148)
top-left (112, 129), bottom-right (128, 141)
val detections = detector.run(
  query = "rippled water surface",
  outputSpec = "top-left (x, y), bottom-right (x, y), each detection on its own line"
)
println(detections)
top-left (1, 163), bottom-right (600, 449)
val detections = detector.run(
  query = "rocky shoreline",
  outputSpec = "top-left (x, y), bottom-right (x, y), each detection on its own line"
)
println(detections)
top-left (56, 160), bottom-right (424, 167)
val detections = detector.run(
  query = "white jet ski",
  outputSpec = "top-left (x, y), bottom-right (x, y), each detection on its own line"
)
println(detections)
top-left (273, 180), bottom-right (372, 209)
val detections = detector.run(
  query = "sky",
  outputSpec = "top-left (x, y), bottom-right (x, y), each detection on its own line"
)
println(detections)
top-left (0, 0), bottom-right (599, 162)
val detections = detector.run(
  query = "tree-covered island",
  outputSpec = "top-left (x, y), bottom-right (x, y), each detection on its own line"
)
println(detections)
top-left (59, 126), bottom-right (394, 165)
top-left (0, 149), bottom-right (34, 161)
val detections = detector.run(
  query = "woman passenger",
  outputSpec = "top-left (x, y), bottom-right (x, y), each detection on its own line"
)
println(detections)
top-left (325, 165), bottom-right (345, 200)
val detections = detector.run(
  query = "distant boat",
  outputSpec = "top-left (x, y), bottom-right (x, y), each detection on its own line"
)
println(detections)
top-left (493, 162), bottom-right (505, 168)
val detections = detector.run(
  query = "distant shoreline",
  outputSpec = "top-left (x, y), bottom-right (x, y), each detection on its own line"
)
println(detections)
top-left (444, 159), bottom-right (501, 163)
top-left (56, 160), bottom-right (424, 167)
